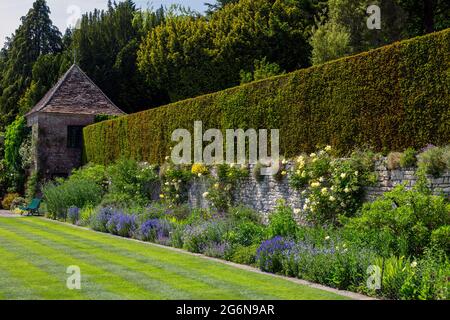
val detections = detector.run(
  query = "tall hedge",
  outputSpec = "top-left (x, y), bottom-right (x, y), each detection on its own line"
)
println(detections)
top-left (84, 29), bottom-right (450, 165)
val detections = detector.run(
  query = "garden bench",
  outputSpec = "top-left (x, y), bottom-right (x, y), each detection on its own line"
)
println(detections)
top-left (19, 198), bottom-right (42, 216)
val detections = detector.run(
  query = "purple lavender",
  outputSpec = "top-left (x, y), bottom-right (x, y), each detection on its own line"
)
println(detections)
top-left (67, 207), bottom-right (80, 225)
top-left (106, 212), bottom-right (137, 237)
top-left (256, 236), bottom-right (295, 273)
top-left (140, 219), bottom-right (173, 244)
top-left (91, 207), bottom-right (114, 232)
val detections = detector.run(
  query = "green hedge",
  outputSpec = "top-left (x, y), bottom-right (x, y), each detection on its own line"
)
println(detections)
top-left (84, 29), bottom-right (450, 165)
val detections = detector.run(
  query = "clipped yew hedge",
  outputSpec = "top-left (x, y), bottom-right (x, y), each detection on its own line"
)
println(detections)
top-left (84, 29), bottom-right (450, 165)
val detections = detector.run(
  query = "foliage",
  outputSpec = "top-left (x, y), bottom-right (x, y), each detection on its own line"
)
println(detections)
top-left (67, 207), bottom-right (80, 224)
top-left (3, 117), bottom-right (28, 191)
top-left (229, 244), bottom-right (259, 265)
top-left (42, 178), bottom-right (102, 220)
top-left (25, 171), bottom-right (39, 201)
top-left (2, 193), bottom-right (20, 210)
top-left (159, 161), bottom-right (193, 206)
top-left (71, 0), bottom-right (166, 113)
top-left (417, 145), bottom-right (450, 178)
top-left (256, 236), bottom-right (295, 273)
top-left (137, 0), bottom-right (313, 102)
top-left (103, 159), bottom-right (158, 207)
top-left (106, 212), bottom-right (137, 237)
top-left (0, 0), bottom-right (62, 127)
top-left (182, 219), bottom-right (231, 254)
top-left (344, 185), bottom-right (450, 256)
top-left (240, 57), bottom-right (284, 84)
top-left (290, 147), bottom-right (376, 225)
top-left (85, 29), bottom-right (450, 165)
top-left (267, 201), bottom-right (298, 238)
top-left (310, 17), bottom-right (352, 65)
top-left (431, 225), bottom-right (450, 254)
top-left (400, 147), bottom-right (417, 168)
top-left (205, 164), bottom-right (249, 212)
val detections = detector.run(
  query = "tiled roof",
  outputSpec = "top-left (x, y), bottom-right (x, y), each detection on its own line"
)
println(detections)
top-left (26, 64), bottom-right (125, 117)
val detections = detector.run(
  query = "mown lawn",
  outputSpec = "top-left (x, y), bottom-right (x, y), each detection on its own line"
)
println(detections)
top-left (0, 217), bottom-right (349, 300)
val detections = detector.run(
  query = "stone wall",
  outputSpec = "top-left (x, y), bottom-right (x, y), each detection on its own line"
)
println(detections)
top-left (30, 113), bottom-right (96, 179)
top-left (187, 160), bottom-right (450, 219)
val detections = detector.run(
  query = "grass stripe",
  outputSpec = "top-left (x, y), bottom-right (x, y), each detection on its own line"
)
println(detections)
top-left (0, 221), bottom-right (237, 299)
top-left (14, 219), bottom-right (307, 299)
top-left (0, 244), bottom-right (83, 300)
top-left (13, 218), bottom-right (347, 300)
top-left (0, 225), bottom-right (161, 300)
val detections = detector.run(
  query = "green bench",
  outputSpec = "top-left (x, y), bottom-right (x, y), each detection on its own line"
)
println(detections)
top-left (19, 198), bottom-right (42, 216)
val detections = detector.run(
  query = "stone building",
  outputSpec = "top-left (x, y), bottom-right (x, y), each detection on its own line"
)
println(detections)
top-left (25, 64), bottom-right (125, 179)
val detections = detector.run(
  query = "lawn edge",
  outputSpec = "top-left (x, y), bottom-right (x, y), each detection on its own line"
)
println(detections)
top-left (37, 217), bottom-right (376, 301)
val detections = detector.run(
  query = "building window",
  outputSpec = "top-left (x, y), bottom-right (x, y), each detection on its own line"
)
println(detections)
top-left (67, 126), bottom-right (84, 149)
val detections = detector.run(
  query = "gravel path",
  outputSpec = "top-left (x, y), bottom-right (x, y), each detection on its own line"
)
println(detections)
top-left (0, 210), bottom-right (22, 217)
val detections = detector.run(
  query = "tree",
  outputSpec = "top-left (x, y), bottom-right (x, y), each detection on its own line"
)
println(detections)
top-left (310, 19), bottom-right (352, 65)
top-left (0, 0), bottom-right (62, 128)
top-left (396, 0), bottom-right (450, 35)
top-left (205, 0), bottom-right (239, 14)
top-left (240, 57), bottom-right (285, 84)
top-left (138, 0), bottom-right (315, 102)
top-left (71, 1), bottom-right (167, 113)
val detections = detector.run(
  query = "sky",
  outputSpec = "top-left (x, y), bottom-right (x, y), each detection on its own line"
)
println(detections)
top-left (0, 0), bottom-right (208, 47)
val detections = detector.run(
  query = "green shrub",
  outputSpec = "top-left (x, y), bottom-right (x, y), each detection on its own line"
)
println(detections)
top-left (398, 249), bottom-right (449, 300)
top-left (43, 179), bottom-right (102, 220)
top-left (2, 193), bottom-right (20, 210)
top-left (84, 29), bottom-right (450, 165)
top-left (229, 244), bottom-right (259, 265)
top-left (103, 158), bottom-right (158, 207)
top-left (226, 220), bottom-right (265, 247)
top-left (400, 148), bottom-right (417, 168)
top-left (267, 201), bottom-right (298, 238)
top-left (417, 146), bottom-right (449, 178)
top-left (291, 148), bottom-right (376, 225)
top-left (344, 185), bottom-right (450, 256)
top-left (431, 225), bottom-right (450, 254)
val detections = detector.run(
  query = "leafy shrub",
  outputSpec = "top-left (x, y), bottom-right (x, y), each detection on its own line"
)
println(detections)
top-left (267, 202), bottom-right (298, 238)
top-left (79, 205), bottom-right (95, 226)
top-left (2, 193), bottom-right (20, 210)
top-left (159, 162), bottom-right (193, 206)
top-left (67, 207), bottom-right (80, 224)
top-left (400, 148), bottom-right (417, 168)
top-left (344, 185), bottom-right (450, 256)
top-left (10, 196), bottom-right (26, 210)
top-left (281, 241), bottom-right (376, 291)
top-left (398, 249), bottom-right (449, 300)
top-left (226, 220), bottom-right (265, 247)
top-left (103, 159), bottom-right (158, 207)
top-left (417, 146), bottom-right (449, 178)
top-left (229, 206), bottom-right (261, 224)
top-left (431, 225), bottom-right (450, 254)
top-left (229, 244), bottom-right (259, 265)
top-left (43, 178), bottom-right (102, 220)
top-left (291, 148), bottom-right (376, 225)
